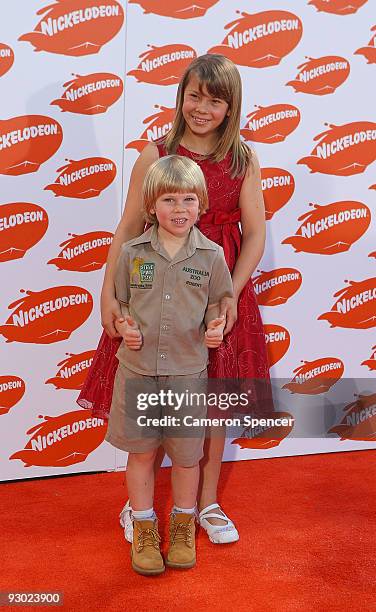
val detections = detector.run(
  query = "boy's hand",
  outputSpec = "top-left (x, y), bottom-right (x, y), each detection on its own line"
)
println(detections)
top-left (116, 316), bottom-right (143, 350)
top-left (205, 316), bottom-right (225, 348)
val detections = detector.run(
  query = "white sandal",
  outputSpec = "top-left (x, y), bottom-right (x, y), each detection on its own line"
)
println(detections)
top-left (199, 503), bottom-right (239, 544)
top-left (119, 500), bottom-right (133, 543)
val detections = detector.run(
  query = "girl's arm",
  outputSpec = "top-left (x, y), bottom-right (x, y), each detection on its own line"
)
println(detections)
top-left (233, 149), bottom-right (266, 297)
top-left (101, 143), bottom-right (159, 337)
top-left (222, 150), bottom-right (266, 334)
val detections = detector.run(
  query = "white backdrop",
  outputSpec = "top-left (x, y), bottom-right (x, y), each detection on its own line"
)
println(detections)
top-left (0, 0), bottom-right (126, 480)
top-left (1, 0), bottom-right (375, 481)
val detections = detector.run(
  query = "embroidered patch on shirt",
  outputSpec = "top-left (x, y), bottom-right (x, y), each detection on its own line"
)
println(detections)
top-left (182, 265), bottom-right (209, 288)
top-left (130, 257), bottom-right (155, 289)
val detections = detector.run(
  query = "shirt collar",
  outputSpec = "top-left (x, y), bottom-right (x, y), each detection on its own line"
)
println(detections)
top-left (130, 225), bottom-right (154, 246)
top-left (191, 225), bottom-right (217, 251)
top-left (131, 224), bottom-right (216, 260)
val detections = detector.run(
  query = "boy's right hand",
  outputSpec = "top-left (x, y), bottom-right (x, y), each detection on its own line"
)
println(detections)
top-left (205, 316), bottom-right (225, 348)
top-left (117, 316), bottom-right (143, 350)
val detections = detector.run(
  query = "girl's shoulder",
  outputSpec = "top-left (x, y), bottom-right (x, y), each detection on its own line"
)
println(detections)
top-left (139, 141), bottom-right (159, 162)
top-left (154, 138), bottom-right (168, 157)
top-left (130, 142), bottom-right (159, 178)
top-left (245, 146), bottom-right (261, 178)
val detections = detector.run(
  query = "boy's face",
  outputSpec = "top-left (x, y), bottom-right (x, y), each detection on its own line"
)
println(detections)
top-left (151, 192), bottom-right (200, 237)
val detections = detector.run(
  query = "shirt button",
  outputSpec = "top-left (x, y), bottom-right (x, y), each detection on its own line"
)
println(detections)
top-left (160, 353), bottom-right (166, 359)
top-left (165, 294), bottom-right (171, 300)
top-left (161, 325), bottom-right (168, 331)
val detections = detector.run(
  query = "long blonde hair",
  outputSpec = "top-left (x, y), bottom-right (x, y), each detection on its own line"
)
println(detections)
top-left (163, 54), bottom-right (252, 178)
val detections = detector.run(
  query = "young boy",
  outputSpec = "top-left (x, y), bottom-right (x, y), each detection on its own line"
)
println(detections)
top-left (105, 155), bottom-right (233, 575)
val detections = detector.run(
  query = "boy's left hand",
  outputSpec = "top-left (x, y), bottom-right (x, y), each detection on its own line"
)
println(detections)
top-left (205, 316), bottom-right (225, 348)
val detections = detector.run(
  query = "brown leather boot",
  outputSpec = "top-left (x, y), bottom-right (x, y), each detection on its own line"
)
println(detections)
top-left (131, 518), bottom-right (165, 576)
top-left (166, 512), bottom-right (196, 569)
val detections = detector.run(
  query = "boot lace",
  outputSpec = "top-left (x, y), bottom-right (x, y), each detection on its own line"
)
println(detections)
top-left (170, 519), bottom-right (194, 548)
top-left (136, 527), bottom-right (161, 552)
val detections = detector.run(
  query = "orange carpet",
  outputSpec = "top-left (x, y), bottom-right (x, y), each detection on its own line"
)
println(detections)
top-left (2, 450), bottom-right (376, 612)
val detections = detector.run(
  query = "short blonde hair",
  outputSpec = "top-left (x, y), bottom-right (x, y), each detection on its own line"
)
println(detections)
top-left (142, 155), bottom-right (209, 224)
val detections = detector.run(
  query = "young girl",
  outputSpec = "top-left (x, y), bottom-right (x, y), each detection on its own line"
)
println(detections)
top-left (111, 154), bottom-right (233, 575)
top-left (78, 54), bottom-right (270, 544)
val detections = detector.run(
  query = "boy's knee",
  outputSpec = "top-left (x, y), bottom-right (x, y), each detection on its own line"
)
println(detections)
top-left (129, 449), bottom-right (158, 463)
top-left (172, 461), bottom-right (199, 469)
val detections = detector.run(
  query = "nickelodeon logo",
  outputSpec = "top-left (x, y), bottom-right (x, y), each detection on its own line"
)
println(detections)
top-left (362, 346), bottom-right (376, 371)
top-left (0, 202), bottom-right (49, 262)
top-left (128, 44), bottom-right (197, 85)
top-left (9, 410), bottom-right (107, 467)
top-left (45, 157), bottom-right (116, 199)
top-left (287, 56), bottom-right (350, 95)
top-left (318, 278), bottom-right (376, 329)
top-left (0, 286), bottom-right (93, 344)
top-left (328, 392), bottom-right (376, 442)
top-left (264, 324), bottom-right (290, 367)
top-left (0, 375), bottom-right (25, 416)
top-left (308, 0), bottom-right (368, 15)
top-left (283, 357), bottom-right (344, 395)
top-left (208, 10), bottom-right (302, 68)
top-left (241, 104), bottom-right (300, 144)
top-left (261, 168), bottom-right (295, 220)
top-left (355, 25), bottom-right (376, 65)
top-left (0, 115), bottom-right (63, 176)
top-left (0, 43), bottom-right (14, 77)
top-left (46, 350), bottom-right (96, 390)
top-left (282, 201), bottom-right (371, 255)
top-left (253, 268), bottom-right (302, 306)
top-left (129, 0), bottom-right (220, 19)
top-left (126, 106), bottom-right (175, 152)
top-left (52, 72), bottom-right (123, 115)
top-left (232, 411), bottom-right (294, 450)
top-left (48, 231), bottom-right (113, 272)
top-left (19, 1), bottom-right (124, 56)
top-left (298, 121), bottom-right (376, 175)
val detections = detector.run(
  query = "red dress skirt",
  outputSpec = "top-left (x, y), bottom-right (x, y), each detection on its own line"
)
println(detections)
top-left (77, 144), bottom-right (270, 419)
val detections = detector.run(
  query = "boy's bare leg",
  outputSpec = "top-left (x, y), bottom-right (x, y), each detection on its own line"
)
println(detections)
top-left (171, 464), bottom-right (199, 508)
top-left (126, 449), bottom-right (158, 510)
top-left (151, 433), bottom-right (227, 525)
top-left (153, 445), bottom-right (166, 475)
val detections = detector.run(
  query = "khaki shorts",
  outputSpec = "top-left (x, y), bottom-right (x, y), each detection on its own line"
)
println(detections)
top-left (105, 364), bottom-right (208, 467)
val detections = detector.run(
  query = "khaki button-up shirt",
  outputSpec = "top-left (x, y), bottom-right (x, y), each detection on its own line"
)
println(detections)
top-left (115, 224), bottom-right (233, 375)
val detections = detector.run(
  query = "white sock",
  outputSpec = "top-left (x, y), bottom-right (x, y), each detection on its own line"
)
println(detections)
top-left (132, 508), bottom-right (155, 520)
top-left (172, 505), bottom-right (196, 515)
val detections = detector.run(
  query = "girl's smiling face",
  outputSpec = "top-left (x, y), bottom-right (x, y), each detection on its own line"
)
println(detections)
top-left (182, 73), bottom-right (230, 136)
top-left (151, 192), bottom-right (200, 237)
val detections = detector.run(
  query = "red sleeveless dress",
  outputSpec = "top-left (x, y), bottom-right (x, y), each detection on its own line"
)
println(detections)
top-left (77, 144), bottom-right (270, 419)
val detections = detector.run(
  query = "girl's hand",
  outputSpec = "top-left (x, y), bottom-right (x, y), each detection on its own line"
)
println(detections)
top-left (101, 294), bottom-right (123, 338)
top-left (205, 316), bottom-right (225, 348)
top-left (220, 296), bottom-right (238, 335)
top-left (121, 316), bottom-right (143, 350)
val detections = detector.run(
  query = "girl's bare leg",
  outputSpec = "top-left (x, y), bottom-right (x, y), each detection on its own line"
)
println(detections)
top-left (198, 427), bottom-right (229, 526)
